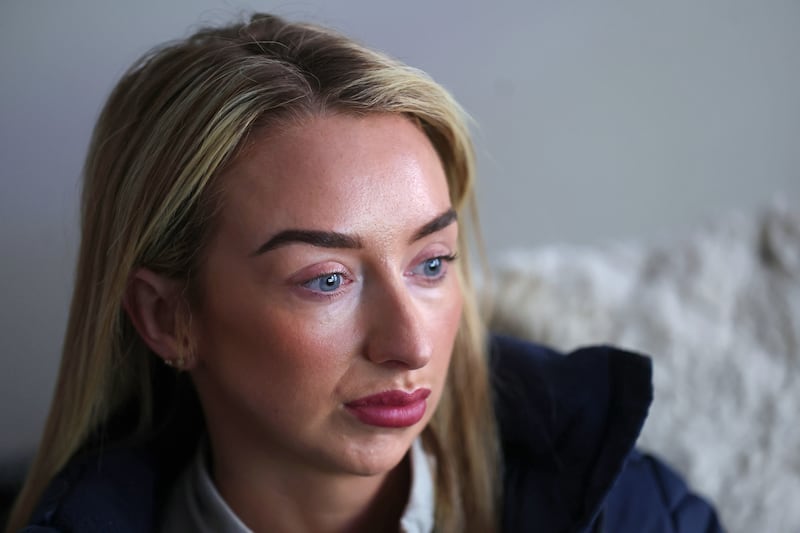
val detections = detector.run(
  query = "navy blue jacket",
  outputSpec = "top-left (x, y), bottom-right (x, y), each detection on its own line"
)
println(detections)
top-left (489, 336), bottom-right (722, 532)
top-left (20, 336), bottom-right (723, 532)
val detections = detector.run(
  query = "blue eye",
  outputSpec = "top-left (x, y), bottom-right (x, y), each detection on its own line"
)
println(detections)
top-left (305, 273), bottom-right (343, 293)
top-left (422, 257), bottom-right (443, 277)
top-left (412, 254), bottom-right (457, 280)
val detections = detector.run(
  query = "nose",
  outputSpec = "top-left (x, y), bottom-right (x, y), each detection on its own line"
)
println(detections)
top-left (363, 277), bottom-right (433, 369)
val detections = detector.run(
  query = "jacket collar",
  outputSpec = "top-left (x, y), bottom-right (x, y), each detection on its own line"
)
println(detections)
top-left (490, 335), bottom-right (652, 531)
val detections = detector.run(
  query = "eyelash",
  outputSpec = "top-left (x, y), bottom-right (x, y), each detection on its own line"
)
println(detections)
top-left (300, 253), bottom-right (458, 298)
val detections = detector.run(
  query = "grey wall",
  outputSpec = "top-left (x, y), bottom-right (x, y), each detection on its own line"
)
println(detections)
top-left (1, 0), bottom-right (798, 456)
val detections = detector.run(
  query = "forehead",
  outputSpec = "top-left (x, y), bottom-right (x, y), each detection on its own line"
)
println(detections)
top-left (217, 113), bottom-right (452, 239)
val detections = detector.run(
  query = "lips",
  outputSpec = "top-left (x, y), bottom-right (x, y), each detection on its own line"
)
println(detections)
top-left (345, 388), bottom-right (431, 428)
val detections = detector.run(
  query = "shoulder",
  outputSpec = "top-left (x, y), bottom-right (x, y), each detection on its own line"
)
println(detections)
top-left (603, 449), bottom-right (724, 532)
top-left (22, 445), bottom-right (161, 533)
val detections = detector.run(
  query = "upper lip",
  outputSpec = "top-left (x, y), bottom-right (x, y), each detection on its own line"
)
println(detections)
top-left (346, 388), bottom-right (431, 407)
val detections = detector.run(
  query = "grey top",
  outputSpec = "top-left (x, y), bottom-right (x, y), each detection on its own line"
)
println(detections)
top-left (159, 439), bottom-right (435, 533)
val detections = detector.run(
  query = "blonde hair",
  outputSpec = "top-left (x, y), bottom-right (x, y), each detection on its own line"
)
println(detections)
top-left (8, 13), bottom-right (498, 532)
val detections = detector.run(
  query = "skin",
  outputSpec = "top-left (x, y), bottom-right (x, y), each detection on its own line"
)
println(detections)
top-left (128, 113), bottom-right (464, 532)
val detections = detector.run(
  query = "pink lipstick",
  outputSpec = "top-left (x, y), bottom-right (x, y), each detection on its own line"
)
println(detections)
top-left (345, 388), bottom-right (431, 428)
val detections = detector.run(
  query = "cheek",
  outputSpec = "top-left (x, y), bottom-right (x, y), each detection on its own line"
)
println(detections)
top-left (439, 277), bottom-right (464, 333)
top-left (192, 294), bottom-right (357, 404)
top-left (429, 281), bottom-right (463, 364)
top-left (191, 305), bottom-right (361, 449)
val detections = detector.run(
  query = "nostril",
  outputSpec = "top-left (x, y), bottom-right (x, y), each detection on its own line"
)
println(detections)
top-left (365, 333), bottom-right (432, 369)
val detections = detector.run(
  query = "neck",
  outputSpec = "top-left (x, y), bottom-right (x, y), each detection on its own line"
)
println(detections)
top-left (210, 443), bottom-right (411, 533)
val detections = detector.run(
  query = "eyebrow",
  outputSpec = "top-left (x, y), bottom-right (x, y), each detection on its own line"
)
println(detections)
top-left (252, 208), bottom-right (457, 256)
top-left (411, 208), bottom-right (457, 242)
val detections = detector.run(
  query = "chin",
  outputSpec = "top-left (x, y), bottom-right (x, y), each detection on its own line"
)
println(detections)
top-left (336, 432), bottom-right (417, 477)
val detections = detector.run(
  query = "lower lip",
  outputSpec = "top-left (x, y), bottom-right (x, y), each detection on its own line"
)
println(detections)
top-left (345, 390), bottom-right (430, 428)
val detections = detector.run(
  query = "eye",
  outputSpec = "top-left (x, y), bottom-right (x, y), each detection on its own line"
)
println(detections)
top-left (422, 257), bottom-right (443, 277)
top-left (304, 272), bottom-right (344, 293)
top-left (411, 254), bottom-right (457, 280)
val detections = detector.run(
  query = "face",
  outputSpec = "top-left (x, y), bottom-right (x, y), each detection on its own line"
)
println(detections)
top-left (189, 113), bottom-right (463, 480)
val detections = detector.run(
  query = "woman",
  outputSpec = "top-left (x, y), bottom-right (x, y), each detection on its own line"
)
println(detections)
top-left (8, 13), bottom-right (722, 533)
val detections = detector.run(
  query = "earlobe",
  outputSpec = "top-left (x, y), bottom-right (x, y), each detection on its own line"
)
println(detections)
top-left (122, 268), bottom-right (196, 370)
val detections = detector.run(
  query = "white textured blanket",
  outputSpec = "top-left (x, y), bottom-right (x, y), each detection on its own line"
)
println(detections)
top-left (489, 201), bottom-right (800, 533)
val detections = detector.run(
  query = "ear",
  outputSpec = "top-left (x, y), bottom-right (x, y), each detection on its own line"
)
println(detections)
top-left (122, 268), bottom-right (196, 370)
